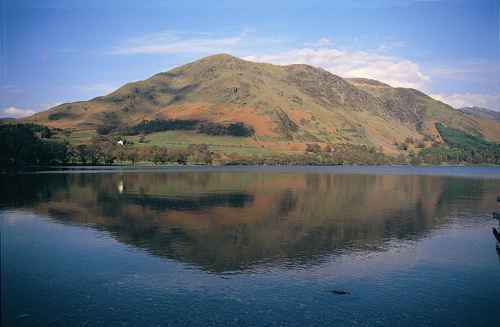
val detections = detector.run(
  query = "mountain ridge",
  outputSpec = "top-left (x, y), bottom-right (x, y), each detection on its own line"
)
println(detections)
top-left (457, 106), bottom-right (500, 121)
top-left (8, 54), bottom-right (500, 150)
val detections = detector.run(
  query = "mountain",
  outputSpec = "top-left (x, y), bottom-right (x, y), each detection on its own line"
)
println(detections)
top-left (345, 78), bottom-right (500, 143)
top-left (457, 106), bottom-right (500, 122)
top-left (9, 54), bottom-right (500, 150)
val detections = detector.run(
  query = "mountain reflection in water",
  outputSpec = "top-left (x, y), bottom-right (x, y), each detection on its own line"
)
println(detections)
top-left (1, 169), bottom-right (497, 273)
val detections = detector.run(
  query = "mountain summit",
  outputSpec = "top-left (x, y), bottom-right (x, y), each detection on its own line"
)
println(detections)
top-left (13, 54), bottom-right (500, 149)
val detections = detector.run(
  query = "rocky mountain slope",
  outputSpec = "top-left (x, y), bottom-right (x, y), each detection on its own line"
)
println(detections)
top-left (457, 106), bottom-right (500, 122)
top-left (11, 54), bottom-right (500, 149)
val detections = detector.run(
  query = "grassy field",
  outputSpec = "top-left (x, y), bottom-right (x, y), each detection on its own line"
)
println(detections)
top-left (138, 130), bottom-right (255, 146)
top-left (62, 129), bottom-right (297, 157)
top-left (65, 130), bottom-right (99, 145)
top-left (53, 128), bottom-right (412, 161)
top-left (134, 130), bottom-right (308, 154)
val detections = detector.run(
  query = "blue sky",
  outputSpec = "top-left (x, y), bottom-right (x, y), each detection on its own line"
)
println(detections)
top-left (1, 0), bottom-right (499, 118)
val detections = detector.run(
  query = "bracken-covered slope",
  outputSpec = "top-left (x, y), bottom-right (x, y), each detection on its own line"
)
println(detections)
top-left (346, 78), bottom-right (500, 143)
top-left (11, 54), bottom-right (500, 149)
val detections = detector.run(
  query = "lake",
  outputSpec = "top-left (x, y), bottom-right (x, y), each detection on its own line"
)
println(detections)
top-left (1, 166), bottom-right (500, 326)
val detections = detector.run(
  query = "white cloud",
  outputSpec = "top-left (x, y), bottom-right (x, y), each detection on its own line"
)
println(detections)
top-left (245, 48), bottom-right (432, 90)
top-left (430, 92), bottom-right (500, 111)
top-left (304, 38), bottom-right (333, 47)
top-left (109, 30), bottom-right (243, 55)
top-left (2, 85), bottom-right (27, 93)
top-left (73, 84), bottom-right (118, 93)
top-left (429, 59), bottom-right (499, 83)
top-left (377, 41), bottom-right (403, 52)
top-left (108, 29), bottom-right (281, 57)
top-left (1, 102), bottom-right (64, 118)
top-left (2, 107), bottom-right (36, 118)
top-left (37, 101), bottom-right (63, 110)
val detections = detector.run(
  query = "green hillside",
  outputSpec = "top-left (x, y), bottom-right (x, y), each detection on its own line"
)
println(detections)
top-left (435, 123), bottom-right (499, 151)
top-left (6, 54), bottom-right (500, 153)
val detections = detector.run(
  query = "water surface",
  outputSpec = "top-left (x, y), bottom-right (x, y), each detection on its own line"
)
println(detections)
top-left (2, 166), bottom-right (500, 326)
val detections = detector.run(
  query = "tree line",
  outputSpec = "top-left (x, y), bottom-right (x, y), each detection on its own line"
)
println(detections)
top-left (97, 118), bottom-right (255, 138)
top-left (0, 124), bottom-right (211, 166)
top-left (1, 123), bottom-right (499, 168)
top-left (0, 124), bottom-right (70, 165)
top-left (435, 123), bottom-right (499, 152)
top-left (417, 146), bottom-right (499, 165)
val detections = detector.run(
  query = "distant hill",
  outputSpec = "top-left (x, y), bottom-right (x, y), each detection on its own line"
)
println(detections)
top-left (457, 106), bottom-right (500, 122)
top-left (7, 54), bottom-right (500, 150)
top-left (0, 117), bottom-right (16, 122)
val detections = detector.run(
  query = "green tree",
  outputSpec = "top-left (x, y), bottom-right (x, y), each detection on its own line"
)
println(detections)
top-left (40, 126), bottom-right (51, 139)
top-left (114, 146), bottom-right (128, 164)
top-left (88, 144), bottom-right (101, 165)
top-left (100, 143), bottom-right (116, 165)
top-left (410, 156), bottom-right (421, 166)
top-left (424, 153), bottom-right (434, 165)
top-left (127, 148), bottom-right (140, 165)
top-left (62, 128), bottom-right (73, 139)
top-left (396, 154), bottom-right (407, 165)
top-left (0, 124), bottom-right (36, 164)
top-left (139, 146), bottom-right (152, 162)
top-left (150, 153), bottom-right (161, 164)
top-left (435, 123), bottom-right (498, 151)
top-left (75, 145), bottom-right (89, 165)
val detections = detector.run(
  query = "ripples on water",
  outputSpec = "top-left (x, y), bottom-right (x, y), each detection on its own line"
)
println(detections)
top-left (1, 166), bottom-right (500, 326)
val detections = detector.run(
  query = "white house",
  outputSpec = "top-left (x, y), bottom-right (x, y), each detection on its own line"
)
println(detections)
top-left (117, 140), bottom-right (134, 146)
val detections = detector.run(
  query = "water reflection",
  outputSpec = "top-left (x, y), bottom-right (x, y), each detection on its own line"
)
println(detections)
top-left (1, 170), bottom-right (498, 273)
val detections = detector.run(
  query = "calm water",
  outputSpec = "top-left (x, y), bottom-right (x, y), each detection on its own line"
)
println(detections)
top-left (1, 166), bottom-right (500, 326)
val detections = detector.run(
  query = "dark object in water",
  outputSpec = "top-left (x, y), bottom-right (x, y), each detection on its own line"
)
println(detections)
top-left (493, 212), bottom-right (500, 221)
top-left (493, 227), bottom-right (500, 243)
top-left (327, 289), bottom-right (351, 295)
